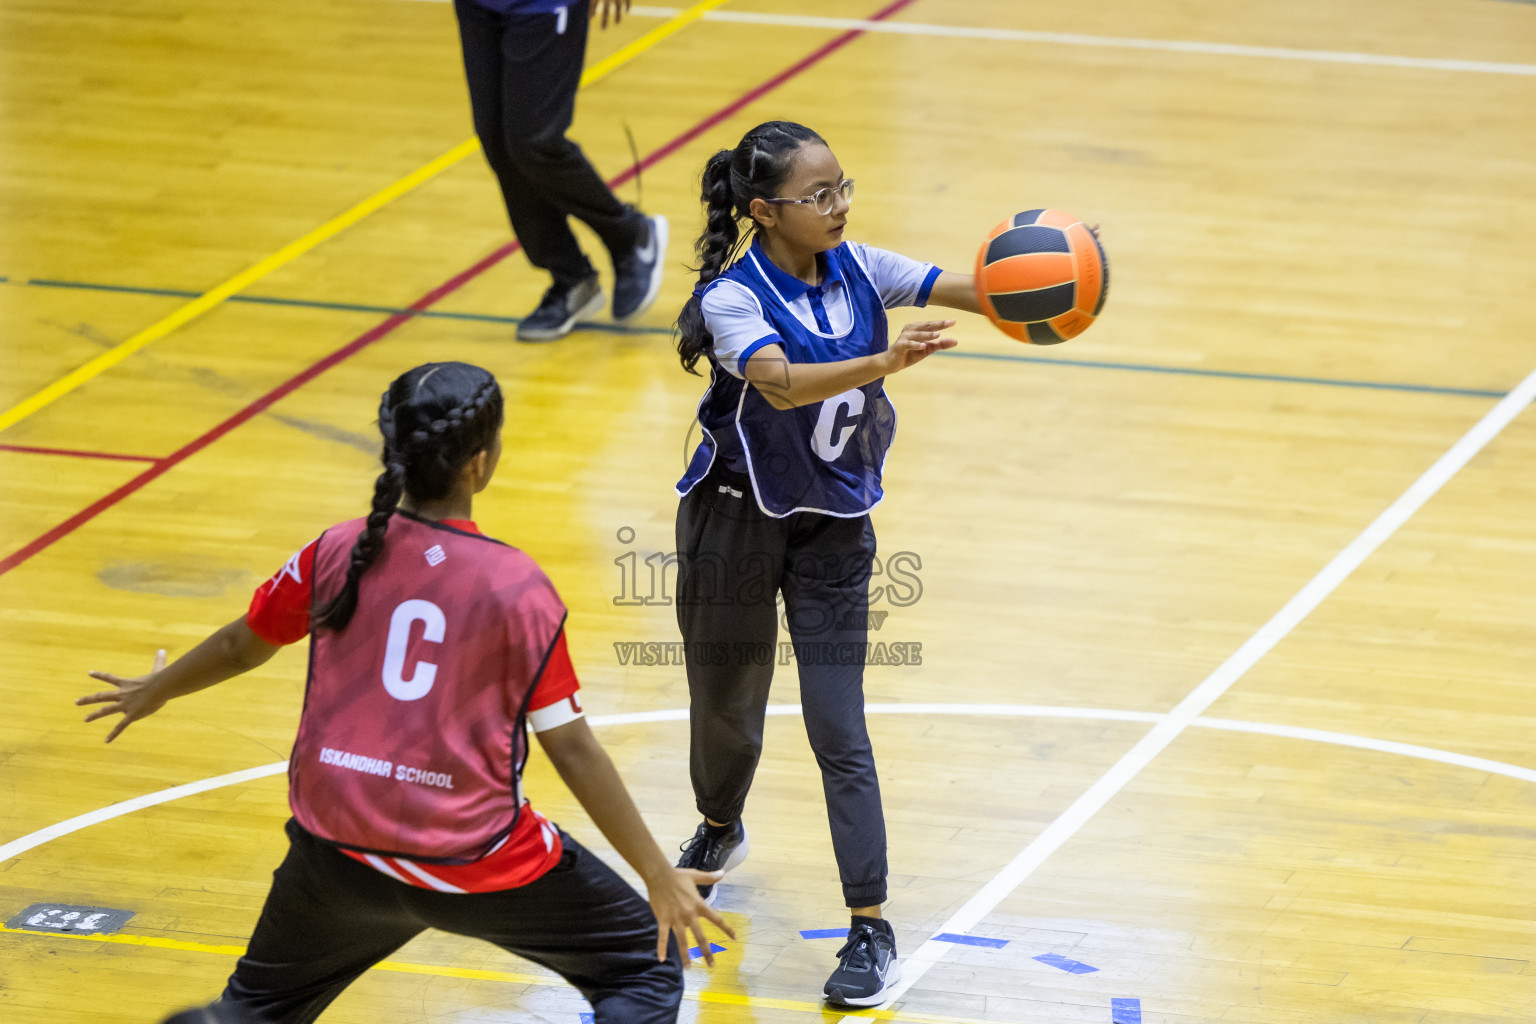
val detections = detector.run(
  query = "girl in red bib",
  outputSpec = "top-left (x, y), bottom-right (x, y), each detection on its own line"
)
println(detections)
top-left (79, 362), bottom-right (730, 1024)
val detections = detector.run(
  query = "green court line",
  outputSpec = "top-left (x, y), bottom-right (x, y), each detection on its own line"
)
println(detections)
top-left (937, 349), bottom-right (1506, 398)
top-left (18, 277), bottom-right (674, 337)
top-left (7, 275), bottom-right (1508, 398)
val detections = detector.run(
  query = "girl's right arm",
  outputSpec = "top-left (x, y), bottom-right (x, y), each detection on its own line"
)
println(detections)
top-left (77, 618), bottom-right (280, 743)
top-left (536, 717), bottom-right (736, 964)
top-left (742, 319), bottom-right (959, 410)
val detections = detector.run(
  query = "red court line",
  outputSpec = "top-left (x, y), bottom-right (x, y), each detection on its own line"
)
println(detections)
top-left (0, 0), bottom-right (918, 581)
top-left (0, 443), bottom-right (163, 464)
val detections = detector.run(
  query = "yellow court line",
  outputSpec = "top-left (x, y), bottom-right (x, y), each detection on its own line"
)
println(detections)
top-left (0, 923), bottom-right (1018, 1024)
top-left (0, 0), bottom-right (735, 437)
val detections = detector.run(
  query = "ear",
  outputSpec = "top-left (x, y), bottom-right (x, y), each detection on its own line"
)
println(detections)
top-left (748, 197), bottom-right (777, 231)
top-left (462, 448), bottom-right (493, 493)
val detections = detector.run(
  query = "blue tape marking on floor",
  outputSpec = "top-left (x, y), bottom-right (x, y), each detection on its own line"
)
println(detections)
top-left (1111, 997), bottom-right (1142, 1023)
top-left (935, 932), bottom-right (1009, 948)
top-left (1033, 952), bottom-right (1099, 974)
top-left (938, 349), bottom-right (1507, 399)
top-left (580, 1014), bottom-right (595, 1024)
top-left (687, 942), bottom-right (728, 958)
top-left (799, 928), bottom-right (848, 939)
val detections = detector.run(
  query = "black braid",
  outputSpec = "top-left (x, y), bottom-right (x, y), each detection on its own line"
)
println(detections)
top-left (676, 121), bottom-right (825, 374)
top-left (313, 364), bottom-right (503, 632)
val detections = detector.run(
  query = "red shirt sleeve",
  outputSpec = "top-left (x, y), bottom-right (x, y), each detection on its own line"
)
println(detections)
top-left (246, 540), bottom-right (318, 646)
top-left (530, 630), bottom-right (580, 710)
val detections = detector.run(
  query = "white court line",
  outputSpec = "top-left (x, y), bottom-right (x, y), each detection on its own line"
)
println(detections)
top-left (623, 5), bottom-right (1536, 77)
top-left (0, 762), bottom-right (287, 865)
top-left (391, 0), bottom-right (1536, 77)
top-left (1194, 718), bottom-right (1536, 784)
top-left (9, 690), bottom-right (1536, 866)
top-left (841, 368), bottom-right (1536, 1020)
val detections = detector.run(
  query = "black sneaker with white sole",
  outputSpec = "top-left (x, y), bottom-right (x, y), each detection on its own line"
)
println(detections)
top-left (611, 214), bottom-right (667, 321)
top-left (675, 818), bottom-right (748, 906)
top-left (824, 917), bottom-right (900, 1007)
top-left (516, 274), bottom-right (605, 342)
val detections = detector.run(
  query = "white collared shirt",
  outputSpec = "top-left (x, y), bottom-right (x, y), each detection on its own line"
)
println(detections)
top-left (702, 240), bottom-right (940, 378)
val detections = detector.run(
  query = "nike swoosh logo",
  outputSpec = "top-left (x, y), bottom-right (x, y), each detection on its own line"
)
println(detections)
top-left (634, 228), bottom-right (656, 263)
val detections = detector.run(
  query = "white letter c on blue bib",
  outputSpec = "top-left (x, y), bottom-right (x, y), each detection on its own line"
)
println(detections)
top-left (811, 389), bottom-right (865, 462)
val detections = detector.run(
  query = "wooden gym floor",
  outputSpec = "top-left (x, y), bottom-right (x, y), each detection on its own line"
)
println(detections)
top-left (2, 0), bottom-right (1534, 1021)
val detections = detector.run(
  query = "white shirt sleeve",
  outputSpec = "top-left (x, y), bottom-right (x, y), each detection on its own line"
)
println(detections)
top-left (527, 693), bottom-right (584, 733)
top-left (847, 241), bottom-right (941, 309)
top-left (702, 280), bottom-right (783, 379)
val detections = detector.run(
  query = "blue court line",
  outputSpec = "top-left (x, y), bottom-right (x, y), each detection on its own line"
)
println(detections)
top-left (687, 942), bottom-right (728, 958)
top-left (8, 275), bottom-right (1508, 397)
top-left (14, 277), bottom-right (673, 337)
top-left (939, 349), bottom-right (1506, 398)
top-left (580, 1014), bottom-right (595, 1024)
top-left (800, 928), bottom-right (848, 939)
top-left (934, 932), bottom-right (1009, 948)
top-left (1111, 997), bottom-right (1142, 1023)
top-left (1034, 952), bottom-right (1099, 974)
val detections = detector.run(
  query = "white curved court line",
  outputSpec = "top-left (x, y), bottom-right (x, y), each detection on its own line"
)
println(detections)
top-left (0, 762), bottom-right (287, 865)
top-left (1193, 718), bottom-right (1536, 784)
top-left (7, 698), bottom-right (1536, 867)
top-left (841, 367), bottom-right (1536, 1020)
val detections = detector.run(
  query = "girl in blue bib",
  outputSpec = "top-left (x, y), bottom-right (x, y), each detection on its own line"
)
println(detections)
top-left (669, 120), bottom-right (983, 1008)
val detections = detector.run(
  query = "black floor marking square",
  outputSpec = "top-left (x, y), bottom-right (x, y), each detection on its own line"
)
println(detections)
top-left (7, 904), bottom-right (134, 934)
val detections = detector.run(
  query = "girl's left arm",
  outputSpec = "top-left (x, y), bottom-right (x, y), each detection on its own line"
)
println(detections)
top-left (537, 717), bottom-right (736, 964)
top-left (77, 618), bottom-right (281, 742)
top-left (925, 271), bottom-right (983, 315)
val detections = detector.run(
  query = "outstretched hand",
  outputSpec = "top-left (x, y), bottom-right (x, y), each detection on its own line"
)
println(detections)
top-left (652, 868), bottom-right (736, 966)
top-left (591, 0), bottom-right (632, 29)
top-left (78, 649), bottom-right (168, 743)
top-left (884, 319), bottom-right (959, 373)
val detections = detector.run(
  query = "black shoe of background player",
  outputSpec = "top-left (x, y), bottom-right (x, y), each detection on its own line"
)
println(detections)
top-left (675, 817), bottom-right (748, 906)
top-left (611, 214), bottom-right (668, 321)
top-left (517, 273), bottom-right (605, 342)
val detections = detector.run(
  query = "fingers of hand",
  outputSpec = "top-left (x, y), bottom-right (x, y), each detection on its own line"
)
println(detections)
top-left (903, 330), bottom-right (943, 344)
top-left (675, 925), bottom-right (693, 967)
top-left (82, 706), bottom-right (123, 723)
top-left (87, 671), bottom-right (128, 687)
top-left (692, 920), bottom-right (714, 966)
top-left (152, 649), bottom-right (167, 672)
top-left (104, 719), bottom-right (130, 744)
top-left (703, 905), bottom-right (735, 937)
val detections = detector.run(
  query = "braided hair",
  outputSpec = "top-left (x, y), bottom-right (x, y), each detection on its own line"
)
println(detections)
top-left (675, 120), bottom-right (826, 374)
top-left (312, 362), bottom-right (504, 632)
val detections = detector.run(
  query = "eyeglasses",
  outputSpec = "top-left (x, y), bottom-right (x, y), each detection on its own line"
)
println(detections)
top-left (763, 178), bottom-right (855, 216)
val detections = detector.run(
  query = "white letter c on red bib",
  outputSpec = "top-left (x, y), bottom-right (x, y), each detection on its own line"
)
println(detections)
top-left (383, 599), bottom-right (446, 701)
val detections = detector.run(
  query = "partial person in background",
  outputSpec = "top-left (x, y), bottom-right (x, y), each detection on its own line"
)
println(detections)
top-left (455, 0), bottom-right (667, 341)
